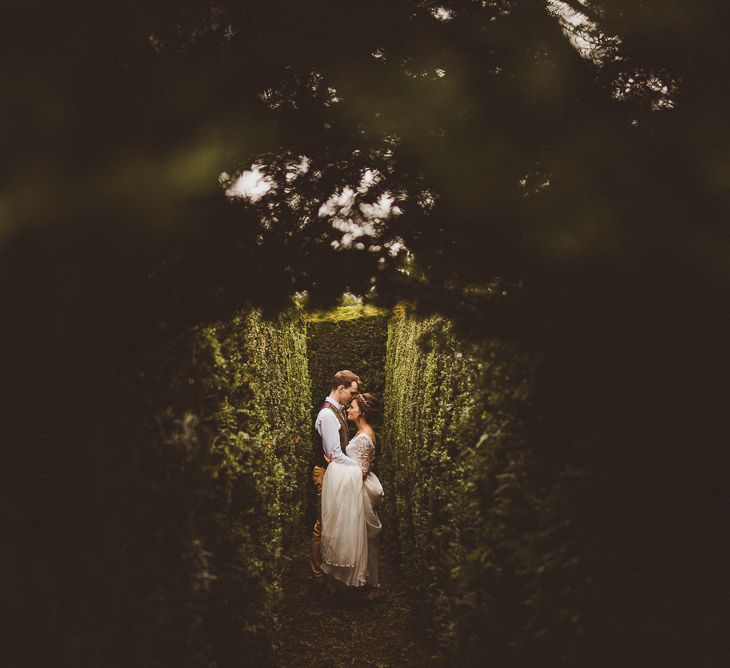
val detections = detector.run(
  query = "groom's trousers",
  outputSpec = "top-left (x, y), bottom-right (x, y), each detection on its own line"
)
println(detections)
top-left (310, 464), bottom-right (326, 584)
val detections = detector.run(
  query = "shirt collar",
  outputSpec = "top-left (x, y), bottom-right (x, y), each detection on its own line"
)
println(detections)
top-left (326, 394), bottom-right (342, 410)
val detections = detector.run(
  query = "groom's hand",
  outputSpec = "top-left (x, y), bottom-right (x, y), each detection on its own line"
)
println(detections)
top-left (324, 454), bottom-right (332, 464)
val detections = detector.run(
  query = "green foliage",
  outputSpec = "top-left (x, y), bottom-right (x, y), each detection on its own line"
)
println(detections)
top-left (305, 310), bottom-right (388, 414)
top-left (189, 309), bottom-right (310, 666)
top-left (382, 306), bottom-right (602, 665)
top-left (6, 308), bottom-right (310, 666)
top-left (157, 308), bottom-right (311, 667)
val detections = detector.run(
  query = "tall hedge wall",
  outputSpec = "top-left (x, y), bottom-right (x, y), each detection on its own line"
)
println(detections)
top-left (306, 306), bottom-right (388, 414)
top-left (145, 308), bottom-right (311, 666)
top-left (11, 308), bottom-right (310, 667)
top-left (383, 304), bottom-right (728, 665)
top-left (382, 306), bottom-right (603, 666)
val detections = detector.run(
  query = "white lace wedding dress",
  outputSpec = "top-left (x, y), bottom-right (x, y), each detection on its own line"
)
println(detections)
top-left (320, 432), bottom-right (383, 588)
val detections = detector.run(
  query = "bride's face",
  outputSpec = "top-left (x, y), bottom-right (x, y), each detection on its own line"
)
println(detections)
top-left (346, 398), bottom-right (362, 423)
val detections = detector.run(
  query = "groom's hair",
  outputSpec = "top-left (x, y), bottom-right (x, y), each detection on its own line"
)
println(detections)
top-left (331, 370), bottom-right (360, 390)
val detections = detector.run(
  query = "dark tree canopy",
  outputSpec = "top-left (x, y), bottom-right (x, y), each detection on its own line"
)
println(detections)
top-left (3, 1), bottom-right (728, 314)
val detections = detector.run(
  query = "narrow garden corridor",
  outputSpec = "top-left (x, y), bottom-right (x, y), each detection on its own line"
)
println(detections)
top-left (275, 536), bottom-right (435, 667)
top-left (273, 303), bottom-right (436, 667)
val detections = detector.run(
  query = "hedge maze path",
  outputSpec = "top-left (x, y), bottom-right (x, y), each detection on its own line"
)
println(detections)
top-left (275, 308), bottom-right (436, 666)
top-left (275, 533), bottom-right (436, 667)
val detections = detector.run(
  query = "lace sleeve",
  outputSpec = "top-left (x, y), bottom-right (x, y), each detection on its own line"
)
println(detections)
top-left (353, 434), bottom-right (375, 477)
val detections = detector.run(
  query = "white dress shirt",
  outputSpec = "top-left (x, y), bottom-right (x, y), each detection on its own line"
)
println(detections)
top-left (315, 395), bottom-right (359, 466)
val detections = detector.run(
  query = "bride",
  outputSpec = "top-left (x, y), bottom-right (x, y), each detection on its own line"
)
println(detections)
top-left (320, 392), bottom-right (383, 595)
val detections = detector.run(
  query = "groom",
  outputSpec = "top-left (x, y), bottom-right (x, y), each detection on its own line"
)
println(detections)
top-left (310, 369), bottom-right (361, 596)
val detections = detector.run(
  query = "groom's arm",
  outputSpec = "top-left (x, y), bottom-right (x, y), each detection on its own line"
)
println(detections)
top-left (317, 411), bottom-right (359, 466)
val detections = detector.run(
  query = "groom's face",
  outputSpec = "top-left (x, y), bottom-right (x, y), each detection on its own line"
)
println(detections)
top-left (337, 381), bottom-right (359, 405)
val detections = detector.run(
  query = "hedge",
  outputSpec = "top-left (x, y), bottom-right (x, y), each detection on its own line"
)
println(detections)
top-left (10, 308), bottom-right (310, 667)
top-left (381, 306), bottom-right (601, 666)
top-left (306, 305), bottom-right (388, 418)
top-left (151, 308), bottom-right (312, 666)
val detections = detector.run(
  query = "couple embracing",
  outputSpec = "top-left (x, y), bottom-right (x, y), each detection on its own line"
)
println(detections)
top-left (310, 370), bottom-right (383, 599)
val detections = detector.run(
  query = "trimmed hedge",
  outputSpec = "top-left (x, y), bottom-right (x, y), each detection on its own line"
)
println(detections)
top-left (306, 306), bottom-right (388, 416)
top-left (381, 306), bottom-right (599, 665)
top-left (148, 308), bottom-right (311, 666)
top-left (383, 303), bottom-right (729, 666)
top-left (12, 308), bottom-right (311, 667)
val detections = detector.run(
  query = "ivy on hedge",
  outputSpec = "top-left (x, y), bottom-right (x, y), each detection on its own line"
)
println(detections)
top-left (382, 305), bottom-right (598, 665)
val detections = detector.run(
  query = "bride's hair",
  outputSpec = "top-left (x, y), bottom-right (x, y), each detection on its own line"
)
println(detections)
top-left (354, 392), bottom-right (380, 422)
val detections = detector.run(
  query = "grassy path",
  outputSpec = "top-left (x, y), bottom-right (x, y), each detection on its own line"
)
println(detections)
top-left (274, 533), bottom-right (437, 667)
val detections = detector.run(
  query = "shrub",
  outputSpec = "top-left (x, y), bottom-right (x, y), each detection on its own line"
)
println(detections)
top-left (381, 305), bottom-right (599, 665)
top-left (8, 308), bottom-right (310, 667)
top-left (306, 306), bottom-right (388, 416)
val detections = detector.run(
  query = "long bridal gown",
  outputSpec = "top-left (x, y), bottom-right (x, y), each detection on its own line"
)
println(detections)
top-left (320, 432), bottom-right (383, 588)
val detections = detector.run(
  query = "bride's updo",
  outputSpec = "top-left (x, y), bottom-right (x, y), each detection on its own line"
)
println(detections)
top-left (354, 392), bottom-right (380, 422)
